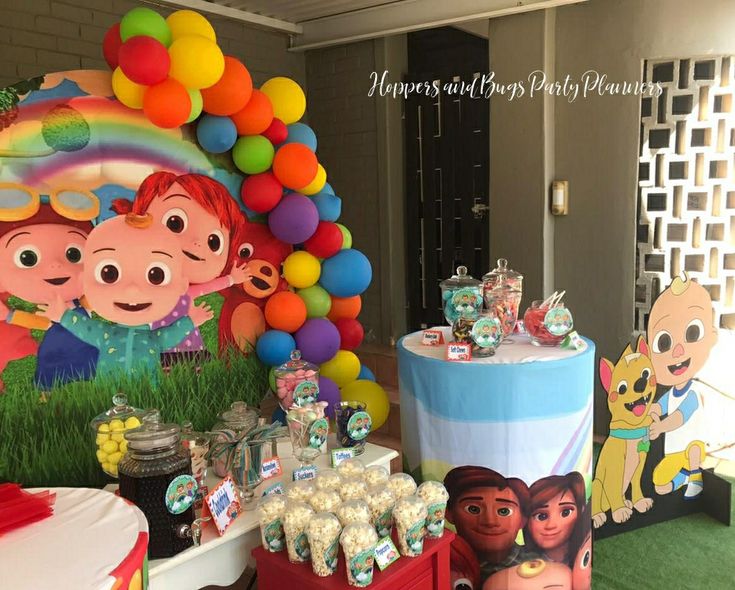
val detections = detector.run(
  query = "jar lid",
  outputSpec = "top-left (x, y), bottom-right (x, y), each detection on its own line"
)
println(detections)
top-left (440, 266), bottom-right (482, 289)
top-left (124, 410), bottom-right (180, 452)
top-left (483, 258), bottom-right (523, 283)
top-left (217, 401), bottom-right (259, 432)
top-left (90, 393), bottom-right (142, 429)
top-left (274, 350), bottom-right (319, 374)
top-left (180, 421), bottom-right (209, 447)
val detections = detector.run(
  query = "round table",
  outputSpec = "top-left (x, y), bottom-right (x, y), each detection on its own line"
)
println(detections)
top-left (398, 327), bottom-right (594, 589)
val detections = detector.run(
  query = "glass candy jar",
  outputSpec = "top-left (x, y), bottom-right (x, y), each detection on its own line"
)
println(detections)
top-left (118, 411), bottom-right (197, 559)
top-left (274, 350), bottom-right (320, 411)
top-left (180, 421), bottom-right (209, 490)
top-left (211, 401), bottom-right (260, 477)
top-left (90, 393), bottom-right (146, 478)
top-left (440, 266), bottom-right (483, 325)
top-left (482, 258), bottom-right (524, 295)
top-left (485, 281), bottom-right (522, 341)
top-left (469, 311), bottom-right (503, 357)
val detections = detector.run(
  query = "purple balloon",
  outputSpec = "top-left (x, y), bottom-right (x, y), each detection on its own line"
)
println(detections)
top-left (294, 318), bottom-right (341, 364)
top-left (268, 193), bottom-right (319, 244)
top-left (318, 375), bottom-right (341, 419)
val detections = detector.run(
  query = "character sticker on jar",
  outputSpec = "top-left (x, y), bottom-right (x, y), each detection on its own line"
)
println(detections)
top-left (375, 509), bottom-right (393, 538)
top-left (347, 411), bottom-right (372, 441)
top-left (295, 532), bottom-right (311, 560)
top-left (165, 474), bottom-right (198, 515)
top-left (294, 380), bottom-right (319, 406)
top-left (471, 317), bottom-right (502, 348)
top-left (544, 307), bottom-right (574, 336)
top-left (325, 538), bottom-right (339, 573)
top-left (264, 519), bottom-right (285, 552)
top-left (308, 418), bottom-right (329, 449)
top-left (449, 288), bottom-right (481, 321)
top-left (406, 520), bottom-right (426, 555)
top-left (349, 547), bottom-right (376, 586)
top-left (425, 502), bottom-right (447, 537)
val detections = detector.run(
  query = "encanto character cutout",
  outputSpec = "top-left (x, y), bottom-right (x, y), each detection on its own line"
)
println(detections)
top-left (592, 335), bottom-right (656, 527)
top-left (40, 213), bottom-right (212, 381)
top-left (482, 559), bottom-right (572, 590)
top-left (647, 273), bottom-right (717, 500)
top-left (219, 218), bottom-right (292, 353)
top-left (450, 535), bottom-right (481, 590)
top-left (570, 526), bottom-right (591, 590)
top-left (111, 172), bottom-right (250, 365)
top-left (0, 184), bottom-right (100, 392)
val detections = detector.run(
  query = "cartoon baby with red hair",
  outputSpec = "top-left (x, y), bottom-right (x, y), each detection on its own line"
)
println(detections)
top-left (111, 172), bottom-right (250, 365)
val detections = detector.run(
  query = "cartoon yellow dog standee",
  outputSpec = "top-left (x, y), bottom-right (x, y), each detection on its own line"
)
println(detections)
top-left (647, 274), bottom-right (717, 500)
top-left (592, 335), bottom-right (657, 528)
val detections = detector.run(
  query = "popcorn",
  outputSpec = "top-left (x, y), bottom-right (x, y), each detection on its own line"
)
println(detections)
top-left (386, 473), bottom-right (417, 500)
top-left (365, 485), bottom-right (396, 538)
top-left (315, 468), bottom-right (342, 491)
top-left (363, 465), bottom-right (389, 487)
top-left (336, 499), bottom-right (372, 528)
top-left (417, 481), bottom-right (449, 538)
top-left (393, 495), bottom-right (428, 557)
top-left (336, 457), bottom-right (366, 479)
top-left (286, 480), bottom-right (316, 504)
top-left (340, 522), bottom-right (378, 587)
top-left (306, 512), bottom-right (342, 577)
top-left (282, 501), bottom-right (315, 563)
top-left (339, 477), bottom-right (368, 502)
top-left (309, 488), bottom-right (342, 514)
top-left (256, 494), bottom-right (288, 552)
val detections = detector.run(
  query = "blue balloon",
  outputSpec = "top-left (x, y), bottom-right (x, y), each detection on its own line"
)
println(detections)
top-left (311, 192), bottom-right (342, 222)
top-left (196, 115), bottom-right (237, 154)
top-left (320, 249), bottom-right (372, 297)
top-left (255, 330), bottom-right (295, 366)
top-left (358, 365), bottom-right (376, 381)
top-left (322, 182), bottom-right (335, 195)
top-left (283, 123), bottom-right (317, 151)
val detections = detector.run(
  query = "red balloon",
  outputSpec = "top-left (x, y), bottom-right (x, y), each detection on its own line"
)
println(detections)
top-left (201, 56), bottom-right (253, 116)
top-left (103, 23), bottom-right (122, 69)
top-left (143, 78), bottom-right (191, 129)
top-left (241, 172), bottom-right (283, 213)
top-left (304, 221), bottom-right (343, 258)
top-left (118, 36), bottom-right (170, 85)
top-left (262, 117), bottom-right (288, 145)
top-left (335, 318), bottom-right (364, 350)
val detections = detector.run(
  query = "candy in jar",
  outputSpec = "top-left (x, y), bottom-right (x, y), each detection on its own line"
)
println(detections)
top-left (274, 350), bottom-right (320, 410)
top-left (210, 401), bottom-right (259, 477)
top-left (469, 312), bottom-right (503, 358)
top-left (482, 257), bottom-right (523, 296)
top-left (524, 299), bottom-right (573, 346)
top-left (335, 401), bottom-right (372, 455)
top-left (440, 266), bottom-right (483, 325)
top-left (180, 421), bottom-right (209, 491)
top-left (90, 393), bottom-right (145, 478)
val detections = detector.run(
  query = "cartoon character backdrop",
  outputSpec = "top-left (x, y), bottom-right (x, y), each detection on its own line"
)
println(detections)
top-left (0, 7), bottom-right (388, 487)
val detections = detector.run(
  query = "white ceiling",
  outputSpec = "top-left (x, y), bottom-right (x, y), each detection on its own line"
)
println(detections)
top-left (216, 0), bottom-right (417, 24)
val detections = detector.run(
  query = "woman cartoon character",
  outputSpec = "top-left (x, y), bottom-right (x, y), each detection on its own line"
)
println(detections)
top-left (0, 185), bottom-right (100, 392)
top-left (524, 472), bottom-right (587, 564)
top-left (111, 172), bottom-right (249, 366)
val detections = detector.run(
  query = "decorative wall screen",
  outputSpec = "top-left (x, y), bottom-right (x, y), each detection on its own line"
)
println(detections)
top-left (636, 56), bottom-right (735, 332)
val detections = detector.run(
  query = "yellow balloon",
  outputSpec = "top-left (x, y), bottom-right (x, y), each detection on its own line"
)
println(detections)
top-left (166, 10), bottom-right (217, 42)
top-left (168, 35), bottom-right (225, 90)
top-left (261, 77), bottom-right (306, 125)
top-left (341, 379), bottom-right (390, 430)
top-left (112, 67), bottom-right (145, 109)
top-left (299, 163), bottom-right (326, 196)
top-left (283, 250), bottom-right (321, 289)
top-left (321, 350), bottom-right (360, 388)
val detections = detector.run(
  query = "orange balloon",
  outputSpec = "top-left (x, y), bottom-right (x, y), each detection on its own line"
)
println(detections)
top-left (327, 295), bottom-right (361, 321)
top-left (265, 291), bottom-right (307, 333)
top-left (231, 89), bottom-right (274, 136)
top-left (143, 78), bottom-right (191, 128)
top-left (272, 143), bottom-right (319, 190)
top-left (201, 56), bottom-right (253, 116)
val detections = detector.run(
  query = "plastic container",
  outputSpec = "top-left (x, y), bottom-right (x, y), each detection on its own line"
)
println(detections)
top-left (90, 393), bottom-right (146, 478)
top-left (274, 350), bottom-right (320, 410)
top-left (285, 480), bottom-right (316, 504)
top-left (440, 266), bottom-right (483, 325)
top-left (335, 401), bottom-right (372, 455)
top-left (180, 421), bottom-right (209, 489)
top-left (365, 486), bottom-right (396, 538)
top-left (210, 401), bottom-right (260, 477)
top-left (524, 300), bottom-right (571, 346)
top-left (339, 477), bottom-right (368, 502)
top-left (393, 495), bottom-right (428, 557)
top-left (363, 465), bottom-right (389, 488)
top-left (417, 481), bottom-right (449, 538)
top-left (118, 411), bottom-right (196, 559)
top-left (386, 473), bottom-right (417, 500)
top-left (336, 458), bottom-right (366, 479)
top-left (257, 494), bottom-right (288, 552)
top-left (340, 522), bottom-right (379, 587)
top-left (314, 468), bottom-right (342, 491)
top-left (306, 512), bottom-right (342, 577)
top-left (282, 501), bottom-right (315, 563)
top-left (336, 499), bottom-right (372, 528)
top-left (309, 489), bottom-right (342, 514)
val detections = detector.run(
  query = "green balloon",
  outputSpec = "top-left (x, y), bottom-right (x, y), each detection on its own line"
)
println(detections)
top-left (298, 285), bottom-right (332, 318)
top-left (336, 223), bottom-right (352, 249)
top-left (233, 135), bottom-right (275, 175)
top-left (120, 7), bottom-right (172, 47)
top-left (185, 89), bottom-right (203, 123)
top-left (268, 367), bottom-right (277, 392)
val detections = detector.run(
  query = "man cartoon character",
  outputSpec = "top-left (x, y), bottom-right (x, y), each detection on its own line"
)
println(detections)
top-left (646, 274), bottom-right (717, 499)
top-left (112, 172), bottom-right (250, 366)
top-left (41, 213), bottom-right (212, 381)
top-left (0, 185), bottom-right (100, 391)
top-left (444, 466), bottom-right (535, 582)
top-left (483, 560), bottom-right (572, 590)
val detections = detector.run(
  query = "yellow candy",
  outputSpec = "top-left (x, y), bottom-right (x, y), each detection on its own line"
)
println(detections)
top-left (108, 452), bottom-right (122, 465)
top-left (101, 462), bottom-right (112, 473)
top-left (96, 450), bottom-right (107, 463)
top-left (119, 440), bottom-right (128, 454)
top-left (109, 419), bottom-right (125, 432)
top-left (108, 464), bottom-right (119, 477)
top-left (96, 433), bottom-right (110, 445)
top-left (111, 432), bottom-right (125, 443)
top-left (102, 440), bottom-right (119, 454)
top-left (124, 417), bottom-right (141, 430)
top-left (97, 423), bottom-right (110, 433)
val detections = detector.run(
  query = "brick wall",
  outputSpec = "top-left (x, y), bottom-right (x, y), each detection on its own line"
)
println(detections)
top-left (305, 41), bottom-right (384, 343)
top-left (0, 0), bottom-right (305, 88)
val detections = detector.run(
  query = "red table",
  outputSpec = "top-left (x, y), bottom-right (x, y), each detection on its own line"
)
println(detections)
top-left (253, 530), bottom-right (454, 590)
